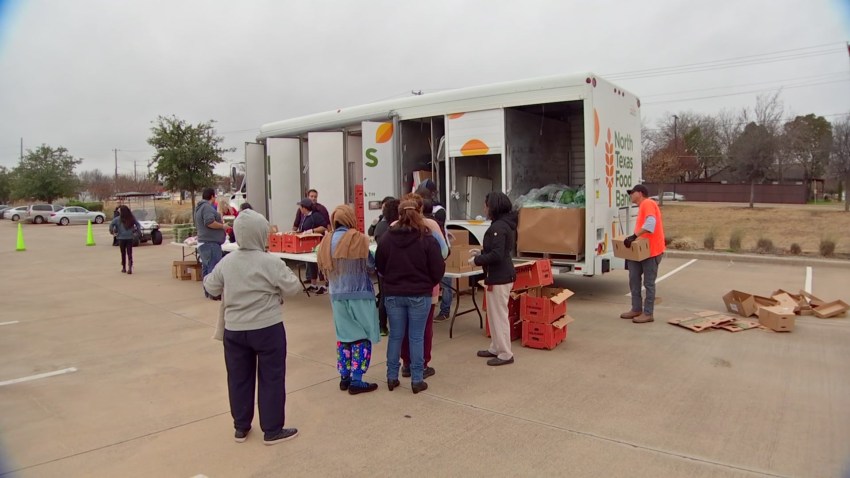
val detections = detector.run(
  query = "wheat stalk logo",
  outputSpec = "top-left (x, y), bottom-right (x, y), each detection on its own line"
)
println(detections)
top-left (605, 128), bottom-right (614, 207)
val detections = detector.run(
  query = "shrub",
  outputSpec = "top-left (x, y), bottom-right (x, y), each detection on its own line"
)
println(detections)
top-left (789, 243), bottom-right (802, 255)
top-left (729, 229), bottom-right (745, 252)
top-left (703, 230), bottom-right (716, 250)
top-left (156, 208), bottom-right (174, 224)
top-left (664, 236), bottom-right (675, 247)
top-left (755, 237), bottom-right (774, 254)
top-left (819, 237), bottom-right (836, 257)
top-left (66, 200), bottom-right (104, 212)
top-left (670, 237), bottom-right (698, 250)
top-left (172, 211), bottom-right (192, 224)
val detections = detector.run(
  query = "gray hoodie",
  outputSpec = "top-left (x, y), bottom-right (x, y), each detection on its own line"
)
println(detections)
top-left (194, 199), bottom-right (226, 244)
top-left (203, 209), bottom-right (302, 331)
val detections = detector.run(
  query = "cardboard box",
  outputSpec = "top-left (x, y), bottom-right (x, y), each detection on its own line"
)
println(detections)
top-left (282, 232), bottom-right (322, 253)
top-left (517, 208), bottom-right (585, 255)
top-left (520, 287), bottom-right (574, 324)
top-left (668, 311), bottom-right (736, 332)
top-left (521, 315), bottom-right (574, 350)
top-left (800, 290), bottom-right (826, 308)
top-left (812, 300), bottom-right (850, 319)
top-left (513, 260), bottom-right (554, 290)
top-left (613, 236), bottom-right (651, 261)
top-left (758, 306), bottom-right (796, 332)
top-left (722, 290), bottom-right (778, 318)
top-left (447, 229), bottom-right (471, 247)
top-left (446, 244), bottom-right (477, 273)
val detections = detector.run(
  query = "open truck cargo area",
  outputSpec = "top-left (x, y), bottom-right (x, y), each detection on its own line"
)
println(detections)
top-left (250, 73), bottom-right (641, 276)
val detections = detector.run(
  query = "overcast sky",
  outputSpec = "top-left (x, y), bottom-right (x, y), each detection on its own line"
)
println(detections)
top-left (0, 0), bottom-right (848, 177)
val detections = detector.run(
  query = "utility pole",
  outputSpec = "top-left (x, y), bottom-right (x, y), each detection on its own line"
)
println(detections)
top-left (114, 149), bottom-right (118, 181)
top-left (20, 138), bottom-right (23, 161)
top-left (134, 161), bottom-right (137, 181)
top-left (672, 115), bottom-right (679, 154)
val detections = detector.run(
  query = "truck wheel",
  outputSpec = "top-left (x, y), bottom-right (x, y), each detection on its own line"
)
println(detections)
top-left (151, 229), bottom-right (163, 245)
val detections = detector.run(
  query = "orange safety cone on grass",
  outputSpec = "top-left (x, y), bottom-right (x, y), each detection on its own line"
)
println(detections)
top-left (86, 220), bottom-right (96, 246)
top-left (16, 223), bottom-right (26, 251)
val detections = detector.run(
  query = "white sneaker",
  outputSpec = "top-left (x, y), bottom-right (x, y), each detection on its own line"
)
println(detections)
top-left (315, 286), bottom-right (327, 295)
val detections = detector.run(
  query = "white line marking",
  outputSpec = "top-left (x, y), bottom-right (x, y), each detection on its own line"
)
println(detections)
top-left (626, 259), bottom-right (698, 296)
top-left (0, 367), bottom-right (78, 387)
top-left (804, 266), bottom-right (812, 294)
top-left (0, 321), bottom-right (19, 326)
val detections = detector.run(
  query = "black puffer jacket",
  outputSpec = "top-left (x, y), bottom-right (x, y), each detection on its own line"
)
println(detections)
top-left (473, 212), bottom-right (517, 285)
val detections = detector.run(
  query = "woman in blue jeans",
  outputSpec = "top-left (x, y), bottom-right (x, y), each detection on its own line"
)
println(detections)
top-left (375, 199), bottom-right (445, 394)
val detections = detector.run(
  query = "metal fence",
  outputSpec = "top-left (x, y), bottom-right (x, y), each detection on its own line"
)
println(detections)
top-left (645, 183), bottom-right (807, 204)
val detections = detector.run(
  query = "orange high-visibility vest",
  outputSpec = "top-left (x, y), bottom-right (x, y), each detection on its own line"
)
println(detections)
top-left (636, 199), bottom-right (665, 258)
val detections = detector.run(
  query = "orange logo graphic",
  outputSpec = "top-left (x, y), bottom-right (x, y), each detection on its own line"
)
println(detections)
top-left (605, 128), bottom-right (615, 207)
top-left (594, 109), bottom-right (600, 146)
top-left (376, 123), bottom-right (393, 143)
top-left (461, 139), bottom-right (489, 156)
top-left (448, 113), bottom-right (464, 120)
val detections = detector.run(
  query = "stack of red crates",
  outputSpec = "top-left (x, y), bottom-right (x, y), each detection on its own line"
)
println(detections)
top-left (281, 232), bottom-right (322, 253)
top-left (268, 233), bottom-right (285, 252)
top-left (519, 286), bottom-right (574, 350)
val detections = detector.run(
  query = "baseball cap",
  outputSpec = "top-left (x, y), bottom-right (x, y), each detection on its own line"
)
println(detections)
top-left (626, 185), bottom-right (649, 196)
top-left (297, 198), bottom-right (313, 209)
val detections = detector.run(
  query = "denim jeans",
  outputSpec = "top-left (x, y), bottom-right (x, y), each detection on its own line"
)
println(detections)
top-left (439, 276), bottom-right (453, 316)
top-left (628, 254), bottom-right (663, 315)
top-left (199, 242), bottom-right (223, 297)
top-left (384, 296), bottom-right (430, 382)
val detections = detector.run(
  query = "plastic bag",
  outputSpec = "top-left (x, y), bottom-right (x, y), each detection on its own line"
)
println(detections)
top-left (515, 184), bottom-right (585, 209)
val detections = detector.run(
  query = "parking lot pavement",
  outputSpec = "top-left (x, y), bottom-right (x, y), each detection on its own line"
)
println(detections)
top-left (1, 221), bottom-right (849, 477)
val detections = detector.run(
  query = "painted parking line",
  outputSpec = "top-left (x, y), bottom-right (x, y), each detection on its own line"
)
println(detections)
top-left (805, 266), bottom-right (812, 294)
top-left (0, 321), bottom-right (19, 326)
top-left (0, 367), bottom-right (78, 387)
top-left (626, 259), bottom-right (698, 296)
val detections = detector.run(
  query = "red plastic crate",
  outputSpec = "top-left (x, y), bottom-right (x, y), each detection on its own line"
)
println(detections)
top-left (482, 294), bottom-right (521, 318)
top-left (282, 233), bottom-right (322, 253)
top-left (268, 233), bottom-right (284, 252)
top-left (485, 315), bottom-right (522, 341)
top-left (521, 316), bottom-right (573, 350)
top-left (513, 259), bottom-right (554, 291)
top-left (519, 287), bottom-right (574, 324)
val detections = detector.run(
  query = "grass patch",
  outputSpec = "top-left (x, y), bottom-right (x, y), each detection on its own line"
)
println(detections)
top-left (703, 230), bottom-right (716, 250)
top-left (755, 237), bottom-right (775, 254)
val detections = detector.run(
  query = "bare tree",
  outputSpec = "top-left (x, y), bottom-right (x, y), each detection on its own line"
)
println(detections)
top-left (829, 114), bottom-right (850, 212)
top-left (730, 122), bottom-right (776, 208)
top-left (753, 90), bottom-right (785, 136)
top-left (79, 169), bottom-right (114, 200)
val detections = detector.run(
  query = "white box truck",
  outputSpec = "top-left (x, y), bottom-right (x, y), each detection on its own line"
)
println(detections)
top-left (247, 72), bottom-right (641, 276)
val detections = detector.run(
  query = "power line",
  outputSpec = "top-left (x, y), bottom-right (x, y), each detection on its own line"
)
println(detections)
top-left (643, 77), bottom-right (850, 106)
top-left (641, 71), bottom-right (850, 99)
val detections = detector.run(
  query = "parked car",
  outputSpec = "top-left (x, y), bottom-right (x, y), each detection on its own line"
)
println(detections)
top-left (650, 192), bottom-right (686, 202)
top-left (0, 205), bottom-right (11, 216)
top-left (2, 206), bottom-right (29, 221)
top-left (25, 204), bottom-right (65, 224)
top-left (49, 206), bottom-right (106, 226)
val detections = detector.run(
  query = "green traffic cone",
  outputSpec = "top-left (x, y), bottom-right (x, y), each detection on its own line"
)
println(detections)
top-left (16, 223), bottom-right (26, 251)
top-left (86, 220), bottom-right (96, 246)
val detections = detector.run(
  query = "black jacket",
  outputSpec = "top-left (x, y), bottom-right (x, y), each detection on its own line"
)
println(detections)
top-left (375, 227), bottom-right (445, 297)
top-left (474, 212), bottom-right (518, 285)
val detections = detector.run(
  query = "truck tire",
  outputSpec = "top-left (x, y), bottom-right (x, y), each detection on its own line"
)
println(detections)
top-left (151, 229), bottom-right (163, 245)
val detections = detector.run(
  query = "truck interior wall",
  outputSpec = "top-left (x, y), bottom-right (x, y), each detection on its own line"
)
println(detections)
top-left (345, 133), bottom-right (363, 204)
top-left (451, 154), bottom-right (501, 220)
top-left (505, 105), bottom-right (585, 200)
top-left (400, 120), bottom-right (433, 194)
top-left (430, 119), bottom-right (446, 205)
top-left (300, 137), bottom-right (309, 197)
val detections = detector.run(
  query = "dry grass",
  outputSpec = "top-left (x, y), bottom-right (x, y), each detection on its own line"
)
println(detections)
top-left (662, 203), bottom-right (850, 257)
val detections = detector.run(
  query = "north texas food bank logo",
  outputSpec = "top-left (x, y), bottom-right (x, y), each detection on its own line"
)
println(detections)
top-left (595, 110), bottom-right (615, 207)
top-left (594, 109), bottom-right (634, 208)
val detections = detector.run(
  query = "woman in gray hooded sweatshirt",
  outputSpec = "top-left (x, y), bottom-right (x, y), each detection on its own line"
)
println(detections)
top-left (203, 209), bottom-right (303, 446)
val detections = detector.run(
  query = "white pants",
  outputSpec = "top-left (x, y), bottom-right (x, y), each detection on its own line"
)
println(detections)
top-left (485, 283), bottom-right (514, 360)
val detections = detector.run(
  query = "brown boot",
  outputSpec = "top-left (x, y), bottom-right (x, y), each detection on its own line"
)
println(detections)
top-left (632, 313), bottom-right (654, 323)
top-left (620, 310), bottom-right (641, 319)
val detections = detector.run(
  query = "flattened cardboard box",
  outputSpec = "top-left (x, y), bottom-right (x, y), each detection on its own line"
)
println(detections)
top-left (668, 311), bottom-right (736, 332)
top-left (722, 290), bottom-right (778, 318)
top-left (613, 236), bottom-right (651, 261)
top-left (812, 300), bottom-right (850, 319)
top-left (757, 306), bottom-right (795, 332)
top-left (517, 208), bottom-right (585, 255)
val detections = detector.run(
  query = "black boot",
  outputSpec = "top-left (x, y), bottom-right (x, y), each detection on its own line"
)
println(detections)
top-left (127, 263), bottom-right (133, 275)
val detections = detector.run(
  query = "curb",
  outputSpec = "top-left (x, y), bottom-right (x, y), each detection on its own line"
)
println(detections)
top-left (664, 250), bottom-right (850, 269)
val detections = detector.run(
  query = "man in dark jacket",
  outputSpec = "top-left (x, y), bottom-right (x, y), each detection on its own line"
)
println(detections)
top-left (292, 189), bottom-right (330, 232)
top-left (296, 198), bottom-right (329, 294)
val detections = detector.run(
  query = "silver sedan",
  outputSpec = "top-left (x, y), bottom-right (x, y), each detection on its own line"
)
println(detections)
top-left (48, 206), bottom-right (106, 226)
